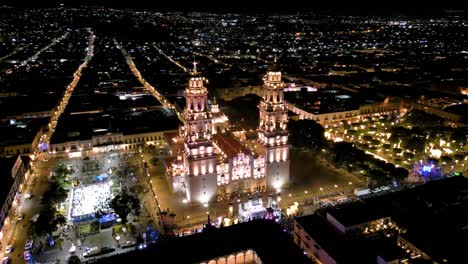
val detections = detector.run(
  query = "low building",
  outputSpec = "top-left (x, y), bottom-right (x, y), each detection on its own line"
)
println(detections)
top-left (0, 155), bottom-right (30, 241)
top-left (294, 176), bottom-right (468, 263)
top-left (48, 108), bottom-right (180, 158)
top-left (0, 118), bottom-right (45, 158)
top-left (288, 97), bottom-right (406, 124)
top-left (96, 219), bottom-right (311, 264)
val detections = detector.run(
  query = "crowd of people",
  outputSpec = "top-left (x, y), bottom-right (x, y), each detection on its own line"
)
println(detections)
top-left (71, 181), bottom-right (113, 219)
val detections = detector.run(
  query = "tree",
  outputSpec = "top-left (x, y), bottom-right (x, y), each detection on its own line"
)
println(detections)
top-left (402, 136), bottom-right (425, 155)
top-left (392, 148), bottom-right (403, 154)
top-left (150, 157), bottom-right (159, 166)
top-left (390, 167), bottom-right (409, 182)
top-left (440, 156), bottom-right (452, 163)
top-left (41, 181), bottom-right (69, 205)
top-left (369, 169), bottom-right (388, 186)
top-left (403, 110), bottom-right (443, 128)
top-left (403, 152), bottom-right (415, 160)
top-left (35, 207), bottom-right (66, 236)
top-left (330, 142), bottom-right (366, 167)
top-left (427, 157), bottom-right (439, 165)
top-left (370, 139), bottom-right (381, 146)
top-left (68, 255), bottom-right (81, 264)
top-left (450, 127), bottom-right (468, 145)
top-left (454, 154), bottom-right (465, 162)
top-left (110, 189), bottom-right (140, 225)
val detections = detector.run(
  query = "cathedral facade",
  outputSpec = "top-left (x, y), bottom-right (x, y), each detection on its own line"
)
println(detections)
top-left (165, 67), bottom-right (290, 205)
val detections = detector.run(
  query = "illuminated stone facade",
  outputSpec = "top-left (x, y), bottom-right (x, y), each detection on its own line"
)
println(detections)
top-left (179, 72), bottom-right (218, 205)
top-left (167, 73), bottom-right (260, 203)
top-left (258, 68), bottom-right (290, 190)
top-left (167, 67), bottom-right (290, 204)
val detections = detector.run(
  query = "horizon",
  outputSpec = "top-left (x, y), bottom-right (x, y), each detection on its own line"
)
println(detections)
top-left (2, 1), bottom-right (467, 16)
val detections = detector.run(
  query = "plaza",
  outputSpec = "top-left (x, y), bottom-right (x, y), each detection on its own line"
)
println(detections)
top-left (69, 181), bottom-right (113, 221)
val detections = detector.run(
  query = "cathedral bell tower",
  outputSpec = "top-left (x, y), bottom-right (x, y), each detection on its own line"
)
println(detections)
top-left (182, 62), bottom-right (217, 205)
top-left (258, 62), bottom-right (290, 191)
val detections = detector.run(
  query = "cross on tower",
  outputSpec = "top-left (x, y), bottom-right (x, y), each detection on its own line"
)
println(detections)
top-left (193, 61), bottom-right (198, 74)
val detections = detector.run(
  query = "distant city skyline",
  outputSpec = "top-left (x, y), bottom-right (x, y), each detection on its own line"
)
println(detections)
top-left (3, 1), bottom-right (467, 16)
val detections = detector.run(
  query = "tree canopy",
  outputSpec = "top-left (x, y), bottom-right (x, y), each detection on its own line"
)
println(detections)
top-left (34, 207), bottom-right (66, 236)
top-left (110, 189), bottom-right (140, 225)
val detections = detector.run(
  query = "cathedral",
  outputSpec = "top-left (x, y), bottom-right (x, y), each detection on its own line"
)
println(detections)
top-left (165, 64), bottom-right (290, 205)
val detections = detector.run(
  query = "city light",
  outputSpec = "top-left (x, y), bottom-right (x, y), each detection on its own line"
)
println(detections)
top-left (1, 8), bottom-right (466, 263)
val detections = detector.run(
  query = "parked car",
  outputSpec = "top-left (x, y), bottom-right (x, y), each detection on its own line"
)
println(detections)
top-left (121, 241), bottom-right (136, 249)
top-left (24, 239), bottom-right (33, 250)
top-left (83, 247), bottom-right (99, 258)
top-left (23, 251), bottom-right (32, 261)
top-left (17, 213), bottom-right (24, 221)
top-left (99, 246), bottom-right (115, 255)
top-left (5, 245), bottom-right (13, 254)
top-left (1, 257), bottom-right (9, 264)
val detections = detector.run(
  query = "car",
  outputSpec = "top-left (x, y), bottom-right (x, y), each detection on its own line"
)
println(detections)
top-left (23, 251), bottom-right (31, 261)
top-left (17, 213), bottom-right (24, 221)
top-left (121, 241), bottom-right (136, 249)
top-left (99, 246), bottom-right (115, 255)
top-left (83, 247), bottom-right (99, 258)
top-left (5, 245), bottom-right (13, 254)
top-left (25, 193), bottom-right (32, 199)
top-left (1, 257), bottom-right (9, 264)
top-left (24, 239), bottom-right (33, 250)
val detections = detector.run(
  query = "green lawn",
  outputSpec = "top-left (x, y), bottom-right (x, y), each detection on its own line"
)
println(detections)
top-left (77, 221), bottom-right (100, 236)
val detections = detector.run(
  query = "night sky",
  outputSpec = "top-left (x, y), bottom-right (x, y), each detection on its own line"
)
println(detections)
top-left (4, 0), bottom-right (466, 16)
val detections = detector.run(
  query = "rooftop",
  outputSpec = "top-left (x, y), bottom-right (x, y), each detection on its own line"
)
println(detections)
top-left (214, 133), bottom-right (252, 160)
top-left (51, 108), bottom-right (180, 144)
top-left (298, 177), bottom-right (468, 263)
top-left (97, 219), bottom-right (311, 264)
top-left (320, 199), bottom-right (389, 228)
